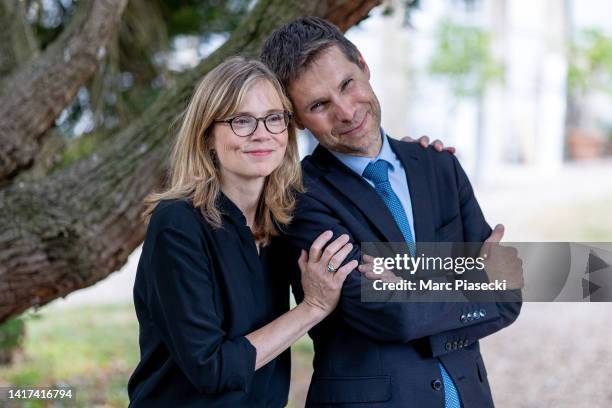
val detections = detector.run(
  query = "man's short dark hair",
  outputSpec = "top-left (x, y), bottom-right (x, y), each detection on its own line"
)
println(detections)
top-left (260, 16), bottom-right (363, 92)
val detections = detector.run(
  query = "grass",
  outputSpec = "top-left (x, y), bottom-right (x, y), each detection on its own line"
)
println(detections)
top-left (0, 304), bottom-right (139, 407)
top-left (0, 303), bottom-right (316, 408)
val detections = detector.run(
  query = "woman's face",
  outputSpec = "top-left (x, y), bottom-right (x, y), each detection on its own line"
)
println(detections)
top-left (212, 80), bottom-right (289, 183)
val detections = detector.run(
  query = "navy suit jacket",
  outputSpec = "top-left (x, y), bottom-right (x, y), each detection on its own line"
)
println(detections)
top-left (278, 139), bottom-right (521, 407)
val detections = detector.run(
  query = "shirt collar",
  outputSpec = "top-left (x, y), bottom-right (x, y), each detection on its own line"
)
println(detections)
top-left (217, 191), bottom-right (247, 226)
top-left (330, 128), bottom-right (395, 176)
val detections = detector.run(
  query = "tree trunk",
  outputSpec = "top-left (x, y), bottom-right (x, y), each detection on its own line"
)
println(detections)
top-left (0, 0), bottom-right (128, 184)
top-left (0, 0), bottom-right (382, 323)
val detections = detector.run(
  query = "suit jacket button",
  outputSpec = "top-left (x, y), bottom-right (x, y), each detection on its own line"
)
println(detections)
top-left (467, 312), bottom-right (473, 321)
top-left (445, 342), bottom-right (452, 350)
top-left (452, 340), bottom-right (458, 349)
top-left (473, 310), bottom-right (480, 320)
top-left (432, 379), bottom-right (443, 391)
top-left (479, 308), bottom-right (486, 318)
top-left (463, 339), bottom-right (469, 347)
top-left (460, 314), bottom-right (467, 323)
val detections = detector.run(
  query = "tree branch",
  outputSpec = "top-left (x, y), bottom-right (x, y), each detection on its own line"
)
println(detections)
top-left (0, 0), bottom-right (128, 184)
top-left (0, 0), bottom-right (39, 79)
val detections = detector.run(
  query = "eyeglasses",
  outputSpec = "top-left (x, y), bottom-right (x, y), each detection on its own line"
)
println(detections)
top-left (215, 110), bottom-right (291, 137)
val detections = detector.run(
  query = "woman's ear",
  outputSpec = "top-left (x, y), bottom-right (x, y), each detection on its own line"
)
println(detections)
top-left (209, 148), bottom-right (219, 167)
top-left (208, 132), bottom-right (219, 167)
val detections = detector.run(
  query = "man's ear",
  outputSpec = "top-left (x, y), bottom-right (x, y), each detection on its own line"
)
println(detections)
top-left (287, 85), bottom-right (306, 130)
top-left (358, 52), bottom-right (370, 79)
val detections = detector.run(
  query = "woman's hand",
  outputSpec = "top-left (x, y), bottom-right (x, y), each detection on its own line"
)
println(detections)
top-left (245, 231), bottom-right (357, 370)
top-left (298, 230), bottom-right (358, 316)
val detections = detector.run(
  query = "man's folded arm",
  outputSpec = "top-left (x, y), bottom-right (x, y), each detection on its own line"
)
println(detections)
top-left (424, 154), bottom-right (522, 355)
top-left (284, 192), bottom-right (503, 343)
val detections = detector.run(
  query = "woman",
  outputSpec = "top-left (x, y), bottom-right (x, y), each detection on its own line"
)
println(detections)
top-left (127, 57), bottom-right (357, 407)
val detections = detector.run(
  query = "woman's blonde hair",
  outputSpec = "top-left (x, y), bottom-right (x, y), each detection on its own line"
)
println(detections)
top-left (143, 56), bottom-right (303, 245)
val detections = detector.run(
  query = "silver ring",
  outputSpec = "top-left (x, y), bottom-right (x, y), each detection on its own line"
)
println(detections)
top-left (327, 263), bottom-right (336, 273)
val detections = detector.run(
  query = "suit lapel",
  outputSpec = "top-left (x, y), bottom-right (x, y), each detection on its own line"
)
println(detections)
top-left (388, 138), bottom-right (436, 243)
top-left (311, 146), bottom-right (405, 243)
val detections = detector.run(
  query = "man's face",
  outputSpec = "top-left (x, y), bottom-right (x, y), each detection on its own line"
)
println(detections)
top-left (288, 45), bottom-right (382, 158)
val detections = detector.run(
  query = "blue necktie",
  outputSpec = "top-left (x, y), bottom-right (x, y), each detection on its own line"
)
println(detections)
top-left (362, 159), bottom-right (462, 408)
top-left (362, 160), bottom-right (416, 256)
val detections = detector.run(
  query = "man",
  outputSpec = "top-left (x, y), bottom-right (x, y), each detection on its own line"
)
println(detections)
top-left (261, 17), bottom-right (521, 408)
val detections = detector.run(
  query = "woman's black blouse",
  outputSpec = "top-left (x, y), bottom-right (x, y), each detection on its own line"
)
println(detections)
top-left (128, 196), bottom-right (290, 407)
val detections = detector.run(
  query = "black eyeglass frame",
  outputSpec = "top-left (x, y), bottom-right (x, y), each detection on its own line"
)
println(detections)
top-left (215, 110), bottom-right (292, 137)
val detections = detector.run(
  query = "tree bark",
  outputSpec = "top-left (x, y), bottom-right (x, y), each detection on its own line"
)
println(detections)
top-left (0, 0), bottom-right (39, 79)
top-left (0, 0), bottom-right (128, 184)
top-left (0, 0), bottom-right (382, 323)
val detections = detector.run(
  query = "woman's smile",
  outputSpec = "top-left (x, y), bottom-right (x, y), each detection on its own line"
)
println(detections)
top-left (243, 148), bottom-right (275, 157)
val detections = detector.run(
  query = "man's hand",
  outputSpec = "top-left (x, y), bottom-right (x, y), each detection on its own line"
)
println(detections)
top-left (358, 254), bottom-right (402, 283)
top-left (481, 224), bottom-right (524, 290)
top-left (402, 135), bottom-right (456, 154)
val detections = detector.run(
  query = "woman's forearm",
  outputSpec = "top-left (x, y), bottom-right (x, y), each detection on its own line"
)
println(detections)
top-left (245, 302), bottom-right (326, 370)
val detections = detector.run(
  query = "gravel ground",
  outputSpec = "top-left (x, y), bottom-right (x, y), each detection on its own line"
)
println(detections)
top-left (482, 302), bottom-right (612, 408)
